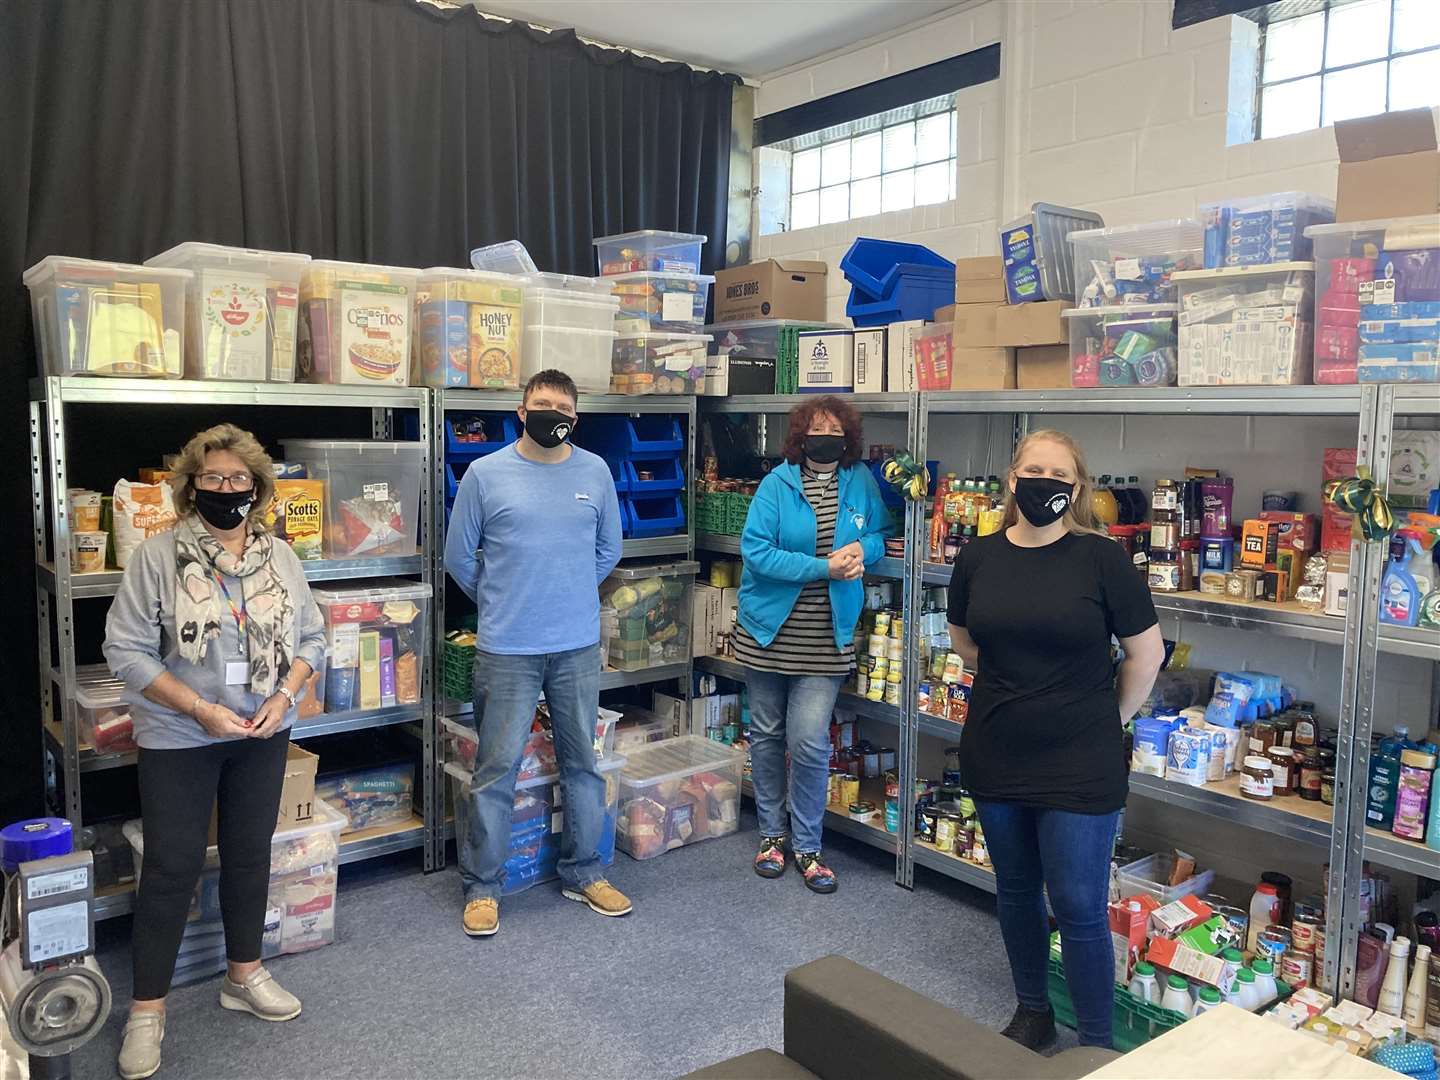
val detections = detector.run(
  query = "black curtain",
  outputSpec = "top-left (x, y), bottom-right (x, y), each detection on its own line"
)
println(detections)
top-left (0, 0), bottom-right (737, 823)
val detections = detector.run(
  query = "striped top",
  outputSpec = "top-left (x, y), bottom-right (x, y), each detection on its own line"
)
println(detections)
top-left (733, 467), bottom-right (855, 676)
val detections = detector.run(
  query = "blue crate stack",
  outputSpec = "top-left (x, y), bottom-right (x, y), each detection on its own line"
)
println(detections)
top-left (574, 414), bottom-right (687, 538)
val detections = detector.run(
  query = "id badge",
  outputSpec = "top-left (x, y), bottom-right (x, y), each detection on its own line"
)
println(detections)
top-left (225, 660), bottom-right (249, 686)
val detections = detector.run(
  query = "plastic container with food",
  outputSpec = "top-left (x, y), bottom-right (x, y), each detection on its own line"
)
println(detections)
top-left (414, 268), bottom-right (524, 389)
top-left (72, 665), bottom-right (136, 754)
top-left (315, 762), bottom-right (415, 833)
top-left (442, 706), bottom-right (620, 775)
top-left (280, 439), bottom-right (424, 558)
top-left (23, 256), bottom-right (191, 379)
top-left (308, 579), bottom-right (432, 715)
top-left (600, 561), bottom-right (698, 671)
top-left (608, 271), bottom-right (714, 333)
top-left (593, 229), bottom-right (706, 276)
top-left (522, 326), bottom-right (617, 394)
top-left (1068, 221), bottom-right (1203, 308)
top-left (705, 318), bottom-right (843, 360)
top-left (611, 332), bottom-right (709, 395)
top-left (1063, 305), bottom-right (1179, 388)
top-left (615, 735), bottom-right (744, 859)
top-left (1172, 263), bottom-right (1315, 386)
top-left (297, 260), bottom-right (419, 386)
top-left (145, 243), bottom-right (311, 382)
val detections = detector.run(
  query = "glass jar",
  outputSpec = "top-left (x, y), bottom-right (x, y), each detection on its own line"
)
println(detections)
top-left (1241, 755), bottom-right (1275, 801)
top-left (1268, 746), bottom-right (1297, 796)
top-left (1320, 768), bottom-right (1336, 806)
top-left (1299, 747), bottom-right (1324, 801)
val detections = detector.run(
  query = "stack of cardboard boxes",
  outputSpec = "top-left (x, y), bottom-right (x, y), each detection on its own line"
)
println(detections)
top-left (934, 257), bottom-right (1075, 390)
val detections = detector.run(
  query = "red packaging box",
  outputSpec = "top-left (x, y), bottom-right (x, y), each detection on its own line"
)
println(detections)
top-left (1322, 448), bottom-right (1359, 553)
top-left (1316, 323), bottom-right (1359, 362)
top-left (1149, 894), bottom-right (1214, 937)
top-left (1145, 936), bottom-right (1227, 989)
top-left (1109, 894), bottom-right (1159, 983)
top-left (1260, 511), bottom-right (1320, 560)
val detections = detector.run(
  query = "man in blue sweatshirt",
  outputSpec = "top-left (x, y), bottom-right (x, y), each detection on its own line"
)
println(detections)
top-left (444, 369), bottom-right (628, 936)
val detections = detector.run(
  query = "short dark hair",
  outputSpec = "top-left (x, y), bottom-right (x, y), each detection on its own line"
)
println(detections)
top-left (523, 369), bottom-right (578, 406)
top-left (782, 395), bottom-right (864, 469)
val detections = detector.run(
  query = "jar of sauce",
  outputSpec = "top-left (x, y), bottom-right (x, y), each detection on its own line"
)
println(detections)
top-left (1248, 721), bottom-right (1277, 758)
top-left (1321, 767), bottom-right (1336, 806)
top-left (1241, 755), bottom-right (1275, 800)
top-left (1271, 714), bottom-right (1296, 749)
top-left (1299, 748), bottom-right (1324, 801)
top-left (1267, 745), bottom-right (1297, 796)
top-left (1149, 552), bottom-right (1182, 592)
top-left (935, 811), bottom-right (963, 852)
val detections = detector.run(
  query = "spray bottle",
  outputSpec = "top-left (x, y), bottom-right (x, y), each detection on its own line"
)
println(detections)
top-left (1381, 534), bottom-right (1422, 627)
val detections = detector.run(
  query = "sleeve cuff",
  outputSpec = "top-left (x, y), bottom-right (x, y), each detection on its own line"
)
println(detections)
top-left (114, 655), bottom-right (167, 695)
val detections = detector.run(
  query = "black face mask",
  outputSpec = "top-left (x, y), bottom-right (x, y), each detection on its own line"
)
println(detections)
top-left (523, 409), bottom-right (575, 449)
top-left (193, 487), bottom-right (255, 531)
top-left (803, 434), bottom-right (845, 465)
top-left (1013, 476), bottom-right (1074, 527)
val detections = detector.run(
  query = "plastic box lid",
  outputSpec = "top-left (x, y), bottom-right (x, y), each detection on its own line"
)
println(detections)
top-left (280, 439), bottom-right (425, 458)
top-left (606, 560), bottom-right (700, 581)
top-left (124, 797), bottom-right (347, 862)
top-left (704, 319), bottom-right (844, 331)
top-left (1066, 220), bottom-right (1202, 246)
top-left (614, 333), bottom-right (712, 346)
top-left (1171, 262), bottom-right (1315, 282)
top-left (23, 255), bottom-right (193, 288)
top-left (444, 755), bottom-right (626, 794)
top-left (469, 241), bottom-right (538, 275)
top-left (1061, 304), bottom-right (1179, 318)
top-left (525, 325), bottom-right (618, 339)
top-left (305, 259), bottom-right (420, 278)
top-left (309, 578), bottom-right (433, 605)
top-left (606, 270), bottom-right (716, 287)
top-left (521, 272), bottom-right (619, 298)
top-left (72, 678), bottom-right (127, 710)
top-left (593, 229), bottom-right (707, 246)
top-left (418, 266), bottom-right (524, 285)
top-left (618, 734), bottom-right (744, 788)
top-left (145, 243), bottom-right (311, 273)
top-left (1303, 214), bottom-right (1440, 241)
top-left (1199, 191), bottom-right (1334, 212)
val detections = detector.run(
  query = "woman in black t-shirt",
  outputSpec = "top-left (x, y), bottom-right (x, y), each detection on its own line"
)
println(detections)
top-left (947, 429), bottom-right (1163, 1051)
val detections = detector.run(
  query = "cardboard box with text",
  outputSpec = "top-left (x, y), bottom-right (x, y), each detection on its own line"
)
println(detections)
top-left (715, 259), bottom-right (829, 322)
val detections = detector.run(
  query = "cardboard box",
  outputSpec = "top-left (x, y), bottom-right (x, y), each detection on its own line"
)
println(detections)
top-left (277, 743), bottom-right (320, 829)
top-left (798, 329), bottom-right (854, 393)
top-left (1334, 108), bottom-right (1440, 222)
top-left (715, 258), bottom-right (828, 322)
top-left (949, 346), bottom-right (1016, 389)
top-left (953, 256), bottom-right (1006, 304)
top-left (886, 320), bottom-right (925, 392)
top-left (701, 353), bottom-right (728, 396)
top-left (1144, 936), bottom-right (1226, 989)
top-left (852, 328), bottom-right (885, 393)
top-left (950, 302), bottom-right (1004, 348)
top-left (1150, 894), bottom-right (1213, 937)
top-left (1110, 895), bottom-right (1159, 983)
top-left (1016, 344), bottom-right (1071, 389)
top-left (1240, 518), bottom-right (1281, 569)
top-left (692, 583), bottom-right (723, 655)
top-left (995, 299), bottom-right (1073, 346)
top-left (1321, 447), bottom-right (1358, 553)
top-left (1259, 511), bottom-right (1320, 561)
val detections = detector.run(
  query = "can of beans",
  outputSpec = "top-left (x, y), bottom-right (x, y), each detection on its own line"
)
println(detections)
top-left (1280, 950), bottom-right (1313, 988)
top-left (1291, 903), bottom-right (1322, 953)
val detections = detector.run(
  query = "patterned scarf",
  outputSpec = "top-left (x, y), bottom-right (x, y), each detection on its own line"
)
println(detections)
top-left (174, 515), bottom-right (294, 698)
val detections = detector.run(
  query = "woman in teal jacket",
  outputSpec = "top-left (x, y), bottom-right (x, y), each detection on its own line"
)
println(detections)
top-left (734, 395), bottom-right (891, 893)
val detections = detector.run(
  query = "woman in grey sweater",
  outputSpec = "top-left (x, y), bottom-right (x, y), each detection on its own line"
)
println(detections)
top-left (104, 423), bottom-right (325, 1080)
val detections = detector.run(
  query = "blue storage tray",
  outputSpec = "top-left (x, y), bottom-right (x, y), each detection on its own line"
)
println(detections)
top-left (842, 238), bottom-right (954, 299)
top-left (848, 267), bottom-right (956, 326)
top-left (447, 415), bottom-right (520, 461)
top-left (622, 494), bottom-right (686, 538)
top-left (624, 457), bottom-right (685, 494)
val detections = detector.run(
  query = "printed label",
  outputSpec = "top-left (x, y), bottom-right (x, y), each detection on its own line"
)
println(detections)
top-left (363, 482), bottom-right (390, 502)
top-left (1114, 258), bottom-right (1142, 281)
top-left (200, 269), bottom-right (269, 380)
top-left (25, 900), bottom-right (90, 963)
top-left (662, 291), bottom-right (694, 323)
top-left (337, 280), bottom-right (410, 386)
top-left (26, 865), bottom-right (89, 900)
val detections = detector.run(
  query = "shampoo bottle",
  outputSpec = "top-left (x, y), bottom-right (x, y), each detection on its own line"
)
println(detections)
top-left (1378, 936), bottom-right (1411, 1017)
top-left (1406, 943), bottom-right (1431, 1037)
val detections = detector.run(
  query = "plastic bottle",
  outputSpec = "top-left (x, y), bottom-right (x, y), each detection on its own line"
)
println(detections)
top-left (1248, 881), bottom-right (1281, 955)
top-left (1193, 986), bottom-right (1223, 1016)
top-left (1220, 947), bottom-right (1245, 994)
top-left (1092, 474), bottom-right (1119, 528)
top-left (1250, 958), bottom-right (1279, 1006)
top-left (1379, 936), bottom-right (1412, 1016)
top-left (1231, 967), bottom-right (1260, 1011)
top-left (1406, 943), bottom-right (1432, 1036)
top-left (986, 475), bottom-right (1002, 509)
top-left (1429, 759), bottom-right (1440, 854)
top-left (1369, 725), bottom-right (1411, 831)
top-left (1159, 974), bottom-right (1194, 1017)
top-left (1394, 748), bottom-right (1436, 842)
top-left (1128, 960), bottom-right (1159, 1004)
top-left (1381, 536), bottom-right (1421, 626)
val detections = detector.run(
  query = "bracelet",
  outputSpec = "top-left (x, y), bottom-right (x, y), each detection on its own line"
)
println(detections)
top-left (189, 694), bottom-right (205, 719)
top-left (276, 685), bottom-right (297, 709)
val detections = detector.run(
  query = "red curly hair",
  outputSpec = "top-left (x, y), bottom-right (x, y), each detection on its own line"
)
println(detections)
top-left (781, 395), bottom-right (864, 468)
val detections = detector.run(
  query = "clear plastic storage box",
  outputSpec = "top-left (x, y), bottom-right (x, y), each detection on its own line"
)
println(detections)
top-left (1199, 192), bottom-right (1333, 269)
top-left (1305, 214), bottom-right (1440, 385)
top-left (593, 229), bottom-right (706, 276)
top-left (124, 798), bottom-right (346, 979)
top-left (522, 281), bottom-right (619, 331)
top-left (24, 256), bottom-right (191, 379)
top-left (522, 326), bottom-right (618, 394)
top-left (611, 332), bottom-right (710, 395)
top-left (297, 260), bottom-right (419, 386)
top-left (616, 735), bottom-right (744, 859)
top-left (280, 439), bottom-right (425, 558)
top-left (1000, 203), bottom-right (1103, 304)
top-left (413, 268), bottom-right (524, 389)
top-left (145, 242), bottom-right (310, 382)
top-left (442, 707), bottom-right (621, 778)
top-left (469, 240), bottom-right (538, 276)
top-left (447, 755), bottom-right (624, 895)
top-left (308, 579), bottom-right (432, 714)
top-left (1172, 263), bottom-right (1315, 386)
top-left (1063, 305), bottom-right (1179, 388)
top-left (1114, 852), bottom-right (1216, 905)
top-left (705, 319), bottom-right (841, 360)
top-left (601, 562), bottom-right (698, 672)
top-left (72, 664), bottom-right (136, 754)
top-left (1069, 221), bottom-right (1203, 308)
top-left (609, 271), bottom-right (714, 333)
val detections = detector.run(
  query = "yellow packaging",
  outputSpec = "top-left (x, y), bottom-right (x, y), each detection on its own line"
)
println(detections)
top-left (467, 301), bottom-right (521, 389)
top-left (268, 480), bottom-right (324, 560)
top-left (73, 531), bottom-right (107, 574)
top-left (138, 468), bottom-right (173, 485)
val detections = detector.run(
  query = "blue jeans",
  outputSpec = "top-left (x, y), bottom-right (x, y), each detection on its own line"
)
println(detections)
top-left (974, 800), bottom-right (1121, 1049)
top-left (744, 668), bottom-right (843, 853)
top-left (459, 644), bottom-right (607, 902)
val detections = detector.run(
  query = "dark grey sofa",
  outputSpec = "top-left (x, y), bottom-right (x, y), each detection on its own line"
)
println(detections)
top-left (682, 955), bottom-right (1119, 1080)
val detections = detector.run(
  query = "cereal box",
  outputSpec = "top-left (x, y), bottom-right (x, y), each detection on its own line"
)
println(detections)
top-left (269, 480), bottom-right (324, 560)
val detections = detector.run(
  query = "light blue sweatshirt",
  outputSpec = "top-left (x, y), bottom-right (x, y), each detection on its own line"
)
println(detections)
top-left (444, 442), bottom-right (623, 655)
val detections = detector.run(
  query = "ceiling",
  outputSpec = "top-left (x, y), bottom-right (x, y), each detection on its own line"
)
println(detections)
top-left (467, 0), bottom-right (964, 78)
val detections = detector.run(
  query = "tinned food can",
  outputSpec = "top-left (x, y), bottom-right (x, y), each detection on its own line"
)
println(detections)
top-left (1280, 950), bottom-right (1313, 989)
top-left (1256, 926), bottom-right (1292, 966)
top-left (1291, 903), bottom-right (1322, 953)
top-left (935, 811), bottom-right (963, 852)
top-left (838, 774), bottom-right (860, 807)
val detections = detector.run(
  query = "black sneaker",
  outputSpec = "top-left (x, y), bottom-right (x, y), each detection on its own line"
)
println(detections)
top-left (1000, 1004), bottom-right (1056, 1051)
top-left (754, 836), bottom-right (787, 879)
top-left (794, 851), bottom-right (837, 894)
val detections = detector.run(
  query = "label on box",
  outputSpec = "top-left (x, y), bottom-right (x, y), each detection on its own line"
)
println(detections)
top-left (199, 268), bottom-right (269, 380)
top-left (662, 292), bottom-right (693, 323)
top-left (1360, 278), bottom-right (1397, 305)
top-left (363, 482), bottom-right (390, 501)
top-left (25, 902), bottom-right (90, 963)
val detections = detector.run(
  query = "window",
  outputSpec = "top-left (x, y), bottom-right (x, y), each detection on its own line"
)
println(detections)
top-left (1257, 0), bottom-right (1440, 140)
top-left (764, 96), bottom-right (958, 235)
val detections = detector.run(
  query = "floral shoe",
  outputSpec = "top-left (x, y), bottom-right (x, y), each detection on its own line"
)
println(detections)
top-left (754, 836), bottom-right (787, 879)
top-left (795, 850), bottom-right (837, 894)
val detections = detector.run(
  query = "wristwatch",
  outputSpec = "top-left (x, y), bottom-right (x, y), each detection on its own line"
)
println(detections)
top-left (276, 685), bottom-right (298, 709)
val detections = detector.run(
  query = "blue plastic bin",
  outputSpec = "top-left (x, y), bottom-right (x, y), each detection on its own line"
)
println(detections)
top-left (623, 494), bottom-right (686, 538)
top-left (446, 415), bottom-right (520, 460)
top-left (848, 264), bottom-right (956, 327)
top-left (624, 458), bottom-right (685, 494)
top-left (842, 238), bottom-right (954, 299)
top-left (578, 414), bottom-right (685, 460)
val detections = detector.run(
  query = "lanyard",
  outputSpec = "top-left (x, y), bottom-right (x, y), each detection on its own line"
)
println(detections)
top-left (212, 571), bottom-right (247, 641)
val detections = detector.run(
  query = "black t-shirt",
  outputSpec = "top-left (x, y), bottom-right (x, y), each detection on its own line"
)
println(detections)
top-left (947, 530), bottom-right (1158, 814)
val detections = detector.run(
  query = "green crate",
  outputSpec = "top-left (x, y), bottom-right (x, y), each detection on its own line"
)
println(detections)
top-left (441, 636), bottom-right (475, 702)
top-left (725, 493), bottom-right (753, 534)
top-left (694, 492), bottom-right (725, 534)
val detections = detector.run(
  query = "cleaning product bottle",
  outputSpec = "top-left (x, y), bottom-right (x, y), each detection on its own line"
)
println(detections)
top-left (1379, 936), bottom-right (1412, 1016)
top-left (1160, 974), bottom-right (1194, 1017)
top-left (1429, 755), bottom-right (1440, 853)
top-left (1369, 725), bottom-right (1411, 831)
top-left (1381, 535), bottom-right (1422, 626)
top-left (1406, 943), bottom-right (1432, 1037)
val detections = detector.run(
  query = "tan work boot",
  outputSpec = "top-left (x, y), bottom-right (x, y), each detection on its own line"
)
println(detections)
top-left (117, 1011), bottom-right (165, 1080)
top-left (463, 897), bottom-right (499, 937)
top-left (218, 967), bottom-right (302, 1021)
top-left (562, 879), bottom-right (633, 917)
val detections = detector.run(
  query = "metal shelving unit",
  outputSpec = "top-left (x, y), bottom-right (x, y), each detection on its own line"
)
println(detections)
top-left (29, 376), bottom-right (438, 909)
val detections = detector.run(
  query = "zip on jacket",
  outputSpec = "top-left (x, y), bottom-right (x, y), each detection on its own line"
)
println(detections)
top-left (736, 461), bottom-right (892, 651)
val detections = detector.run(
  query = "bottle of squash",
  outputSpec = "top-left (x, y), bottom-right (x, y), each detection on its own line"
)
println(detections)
top-left (1091, 474), bottom-right (1119, 529)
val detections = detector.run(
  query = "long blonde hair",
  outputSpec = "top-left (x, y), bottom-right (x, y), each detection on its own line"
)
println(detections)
top-left (1000, 428), bottom-right (1105, 536)
top-left (169, 423), bottom-right (276, 532)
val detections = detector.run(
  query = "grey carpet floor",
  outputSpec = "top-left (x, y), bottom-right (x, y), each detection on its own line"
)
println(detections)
top-left (75, 810), bottom-right (1078, 1079)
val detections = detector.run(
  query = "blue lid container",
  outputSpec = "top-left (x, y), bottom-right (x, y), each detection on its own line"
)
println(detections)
top-left (1, 817), bottom-right (72, 873)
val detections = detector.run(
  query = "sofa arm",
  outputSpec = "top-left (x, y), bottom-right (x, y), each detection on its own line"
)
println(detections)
top-left (785, 955), bottom-right (1097, 1080)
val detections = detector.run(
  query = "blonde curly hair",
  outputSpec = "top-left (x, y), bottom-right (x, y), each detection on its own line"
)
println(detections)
top-left (169, 423), bottom-right (275, 531)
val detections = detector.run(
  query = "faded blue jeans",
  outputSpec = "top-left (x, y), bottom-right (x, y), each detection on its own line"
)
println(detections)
top-left (460, 644), bottom-right (607, 902)
top-left (974, 800), bottom-right (1122, 1049)
top-left (744, 668), bottom-right (844, 853)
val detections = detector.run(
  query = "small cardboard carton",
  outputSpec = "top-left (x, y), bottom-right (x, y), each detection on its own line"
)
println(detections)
top-left (852, 328), bottom-right (886, 393)
top-left (949, 346), bottom-right (1016, 390)
top-left (996, 299), bottom-right (1072, 347)
top-left (714, 258), bottom-right (828, 322)
top-left (1334, 108), bottom-right (1440, 222)
top-left (950, 302), bottom-right (1004, 348)
top-left (1016, 344), bottom-right (1071, 389)
top-left (953, 256), bottom-right (1007, 304)
top-left (798, 329), bottom-right (854, 392)
top-left (277, 743), bottom-right (320, 829)
top-left (886, 319), bottom-right (925, 392)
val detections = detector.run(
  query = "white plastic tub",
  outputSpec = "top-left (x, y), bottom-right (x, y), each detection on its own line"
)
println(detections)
top-left (145, 242), bottom-right (310, 382)
top-left (521, 326), bottom-right (617, 393)
top-left (522, 287), bottom-right (619, 333)
top-left (24, 256), bottom-right (190, 378)
top-left (1114, 853), bottom-right (1216, 905)
top-left (280, 440), bottom-right (425, 558)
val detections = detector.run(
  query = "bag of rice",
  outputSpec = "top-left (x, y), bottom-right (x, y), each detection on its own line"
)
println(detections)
top-left (113, 479), bottom-right (177, 567)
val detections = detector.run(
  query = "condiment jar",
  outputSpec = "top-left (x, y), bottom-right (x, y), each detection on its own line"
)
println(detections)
top-left (1299, 747), bottom-right (1324, 801)
top-left (1321, 767), bottom-right (1336, 806)
top-left (1248, 721), bottom-right (1278, 758)
top-left (1271, 714), bottom-right (1296, 749)
top-left (1241, 755), bottom-right (1275, 801)
top-left (1267, 745), bottom-right (1297, 796)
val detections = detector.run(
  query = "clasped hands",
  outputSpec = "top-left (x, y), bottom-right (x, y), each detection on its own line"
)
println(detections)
top-left (827, 541), bottom-right (866, 581)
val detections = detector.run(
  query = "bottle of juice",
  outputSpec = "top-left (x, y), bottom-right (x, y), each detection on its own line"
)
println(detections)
top-left (987, 475), bottom-right (1002, 509)
top-left (1092, 474), bottom-right (1120, 528)
top-left (943, 474), bottom-right (964, 524)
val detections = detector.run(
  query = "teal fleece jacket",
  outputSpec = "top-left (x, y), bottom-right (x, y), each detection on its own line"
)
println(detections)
top-left (736, 461), bottom-right (892, 651)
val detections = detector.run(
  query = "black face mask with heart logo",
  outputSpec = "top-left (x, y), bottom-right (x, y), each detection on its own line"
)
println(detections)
top-left (523, 409), bottom-right (575, 449)
top-left (1013, 476), bottom-right (1074, 527)
top-left (193, 487), bottom-right (255, 531)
